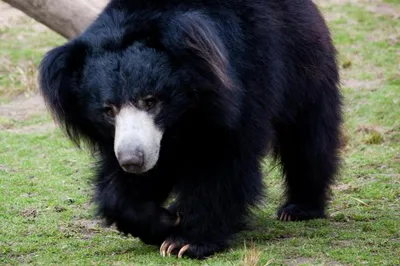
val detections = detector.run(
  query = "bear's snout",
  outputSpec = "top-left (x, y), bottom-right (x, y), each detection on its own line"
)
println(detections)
top-left (114, 105), bottom-right (163, 174)
top-left (117, 148), bottom-right (145, 173)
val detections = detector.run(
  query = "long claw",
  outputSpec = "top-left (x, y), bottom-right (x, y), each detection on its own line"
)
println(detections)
top-left (287, 215), bottom-right (292, 221)
top-left (167, 243), bottom-right (177, 257)
top-left (160, 241), bottom-right (169, 257)
top-left (175, 215), bottom-right (181, 226)
top-left (178, 244), bottom-right (190, 258)
top-left (280, 213), bottom-right (284, 221)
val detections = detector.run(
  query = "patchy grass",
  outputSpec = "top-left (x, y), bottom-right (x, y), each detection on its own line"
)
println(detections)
top-left (0, 0), bottom-right (399, 265)
top-left (0, 12), bottom-right (64, 98)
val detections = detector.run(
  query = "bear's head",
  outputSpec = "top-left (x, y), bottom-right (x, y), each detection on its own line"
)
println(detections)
top-left (39, 10), bottom-right (241, 174)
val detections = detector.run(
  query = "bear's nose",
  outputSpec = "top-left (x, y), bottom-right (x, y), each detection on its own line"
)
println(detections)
top-left (117, 149), bottom-right (144, 173)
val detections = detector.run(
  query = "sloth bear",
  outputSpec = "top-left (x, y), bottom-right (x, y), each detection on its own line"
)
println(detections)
top-left (39, 0), bottom-right (342, 259)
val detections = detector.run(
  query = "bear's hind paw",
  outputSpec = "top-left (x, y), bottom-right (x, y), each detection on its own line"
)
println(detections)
top-left (278, 203), bottom-right (325, 221)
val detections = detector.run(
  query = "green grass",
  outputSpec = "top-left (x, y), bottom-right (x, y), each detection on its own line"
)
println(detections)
top-left (0, 1), bottom-right (399, 265)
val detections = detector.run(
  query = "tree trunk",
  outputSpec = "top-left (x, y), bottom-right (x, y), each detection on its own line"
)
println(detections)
top-left (2, 0), bottom-right (109, 39)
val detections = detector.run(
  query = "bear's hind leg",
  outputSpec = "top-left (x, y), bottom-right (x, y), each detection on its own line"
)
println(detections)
top-left (274, 95), bottom-right (342, 221)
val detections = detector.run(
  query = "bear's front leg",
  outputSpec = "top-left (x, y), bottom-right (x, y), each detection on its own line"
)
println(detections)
top-left (95, 163), bottom-right (178, 245)
top-left (160, 158), bottom-right (263, 259)
top-left (101, 199), bottom-right (180, 245)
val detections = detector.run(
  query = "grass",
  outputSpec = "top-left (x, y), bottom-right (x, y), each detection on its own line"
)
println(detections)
top-left (0, 0), bottom-right (399, 265)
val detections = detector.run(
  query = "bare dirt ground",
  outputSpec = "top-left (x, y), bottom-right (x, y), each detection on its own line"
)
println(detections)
top-left (0, 94), bottom-right (46, 120)
top-left (0, 2), bottom-right (24, 22)
top-left (0, 94), bottom-right (55, 133)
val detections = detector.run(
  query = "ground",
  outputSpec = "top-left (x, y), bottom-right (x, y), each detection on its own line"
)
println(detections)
top-left (0, 0), bottom-right (399, 265)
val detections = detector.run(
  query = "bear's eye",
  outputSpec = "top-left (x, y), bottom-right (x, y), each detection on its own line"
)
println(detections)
top-left (143, 97), bottom-right (158, 110)
top-left (103, 105), bottom-right (116, 117)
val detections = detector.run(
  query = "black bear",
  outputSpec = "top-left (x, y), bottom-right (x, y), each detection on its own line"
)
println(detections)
top-left (39, 0), bottom-right (342, 259)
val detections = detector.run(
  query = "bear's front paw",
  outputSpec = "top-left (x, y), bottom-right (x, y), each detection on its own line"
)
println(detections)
top-left (159, 236), bottom-right (226, 259)
top-left (138, 211), bottom-right (181, 245)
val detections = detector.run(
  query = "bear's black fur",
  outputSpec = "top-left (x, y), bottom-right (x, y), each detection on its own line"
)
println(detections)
top-left (39, 0), bottom-right (342, 259)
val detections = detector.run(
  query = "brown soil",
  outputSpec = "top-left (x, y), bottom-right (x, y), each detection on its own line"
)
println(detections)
top-left (0, 94), bottom-right (46, 120)
top-left (0, 2), bottom-right (25, 22)
top-left (0, 94), bottom-right (56, 133)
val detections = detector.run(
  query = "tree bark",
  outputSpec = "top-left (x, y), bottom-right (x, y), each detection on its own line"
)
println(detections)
top-left (2, 0), bottom-right (109, 39)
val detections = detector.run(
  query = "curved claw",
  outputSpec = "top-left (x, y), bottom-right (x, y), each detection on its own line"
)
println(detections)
top-left (178, 244), bottom-right (190, 258)
top-left (160, 240), bottom-right (190, 258)
top-left (175, 215), bottom-right (181, 226)
top-left (166, 243), bottom-right (177, 257)
top-left (160, 241), bottom-right (170, 257)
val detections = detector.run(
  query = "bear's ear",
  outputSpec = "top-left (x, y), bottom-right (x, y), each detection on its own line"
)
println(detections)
top-left (162, 12), bottom-right (232, 88)
top-left (39, 41), bottom-right (87, 146)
